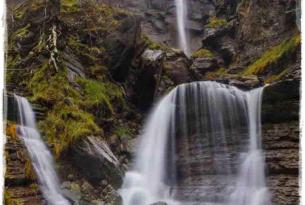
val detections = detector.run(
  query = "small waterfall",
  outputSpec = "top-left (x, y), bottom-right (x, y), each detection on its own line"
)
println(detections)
top-left (120, 81), bottom-right (270, 205)
top-left (14, 95), bottom-right (70, 205)
top-left (228, 89), bottom-right (271, 205)
top-left (119, 89), bottom-right (179, 205)
top-left (175, 0), bottom-right (190, 56)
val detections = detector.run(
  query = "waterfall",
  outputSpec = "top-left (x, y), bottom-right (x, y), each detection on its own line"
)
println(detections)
top-left (14, 95), bottom-right (70, 205)
top-left (175, 0), bottom-right (190, 56)
top-left (119, 89), bottom-right (179, 205)
top-left (119, 81), bottom-right (271, 205)
top-left (228, 89), bottom-right (271, 205)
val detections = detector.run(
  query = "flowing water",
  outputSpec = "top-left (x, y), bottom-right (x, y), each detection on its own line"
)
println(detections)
top-left (14, 95), bottom-right (70, 205)
top-left (120, 81), bottom-right (271, 205)
top-left (175, 0), bottom-right (190, 56)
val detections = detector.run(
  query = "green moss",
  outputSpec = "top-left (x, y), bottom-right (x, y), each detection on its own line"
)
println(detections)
top-left (14, 24), bottom-right (31, 40)
top-left (77, 78), bottom-right (113, 112)
top-left (60, 0), bottom-right (81, 13)
top-left (207, 16), bottom-right (227, 28)
top-left (142, 34), bottom-right (170, 51)
top-left (13, 6), bottom-right (26, 21)
top-left (28, 64), bottom-right (80, 104)
top-left (30, 183), bottom-right (39, 191)
top-left (4, 190), bottom-right (14, 205)
top-left (192, 49), bottom-right (214, 58)
top-left (243, 34), bottom-right (301, 75)
top-left (265, 68), bottom-right (289, 83)
top-left (77, 78), bottom-right (124, 113)
top-left (113, 125), bottom-right (131, 139)
top-left (205, 67), bottom-right (227, 79)
top-left (27, 64), bottom-right (104, 157)
top-left (25, 160), bottom-right (36, 180)
top-left (40, 102), bottom-right (100, 157)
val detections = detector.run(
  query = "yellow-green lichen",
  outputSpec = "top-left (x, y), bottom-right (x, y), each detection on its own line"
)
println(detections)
top-left (142, 34), bottom-right (170, 51)
top-left (192, 49), bottom-right (214, 58)
top-left (243, 34), bottom-right (301, 75)
top-left (205, 67), bottom-right (227, 79)
top-left (265, 68), bottom-right (289, 83)
top-left (207, 16), bottom-right (227, 28)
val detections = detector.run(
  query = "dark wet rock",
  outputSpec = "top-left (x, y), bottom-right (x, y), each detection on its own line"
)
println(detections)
top-left (190, 57), bottom-right (219, 77)
top-left (105, 15), bottom-right (143, 82)
top-left (262, 80), bottom-right (300, 123)
top-left (71, 136), bottom-right (123, 188)
top-left (163, 51), bottom-right (192, 84)
top-left (219, 38), bottom-right (236, 65)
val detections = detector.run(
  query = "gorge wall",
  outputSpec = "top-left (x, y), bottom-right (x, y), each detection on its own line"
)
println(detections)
top-left (4, 0), bottom-right (301, 204)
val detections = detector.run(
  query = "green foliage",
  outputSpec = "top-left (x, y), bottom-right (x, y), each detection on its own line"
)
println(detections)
top-left (207, 16), bottom-right (227, 28)
top-left (192, 49), bottom-right (214, 58)
top-left (243, 34), bottom-right (301, 75)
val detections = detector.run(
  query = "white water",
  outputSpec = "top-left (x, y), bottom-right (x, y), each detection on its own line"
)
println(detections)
top-left (175, 0), bottom-right (190, 56)
top-left (228, 88), bottom-right (271, 205)
top-left (119, 89), bottom-right (179, 205)
top-left (14, 95), bottom-right (70, 205)
top-left (120, 81), bottom-right (271, 205)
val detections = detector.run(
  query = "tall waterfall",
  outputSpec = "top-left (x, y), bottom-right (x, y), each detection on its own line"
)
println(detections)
top-left (119, 81), bottom-right (271, 205)
top-left (14, 95), bottom-right (70, 205)
top-left (175, 0), bottom-right (190, 56)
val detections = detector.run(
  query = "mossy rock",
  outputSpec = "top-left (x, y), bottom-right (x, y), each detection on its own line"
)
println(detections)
top-left (192, 49), bottom-right (214, 58)
top-left (243, 34), bottom-right (301, 76)
top-left (206, 16), bottom-right (227, 28)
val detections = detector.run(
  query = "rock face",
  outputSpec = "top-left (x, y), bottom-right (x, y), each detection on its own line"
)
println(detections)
top-left (5, 124), bottom-right (43, 205)
top-left (71, 136), bottom-right (123, 188)
top-left (262, 80), bottom-right (300, 205)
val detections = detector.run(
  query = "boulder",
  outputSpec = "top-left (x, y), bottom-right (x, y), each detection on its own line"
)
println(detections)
top-left (71, 136), bottom-right (123, 188)
top-left (190, 57), bottom-right (218, 76)
top-left (163, 51), bottom-right (192, 84)
top-left (141, 49), bottom-right (165, 62)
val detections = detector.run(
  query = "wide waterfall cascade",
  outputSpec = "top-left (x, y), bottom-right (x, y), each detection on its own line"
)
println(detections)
top-left (120, 81), bottom-right (271, 205)
top-left (14, 95), bottom-right (70, 205)
top-left (175, 0), bottom-right (190, 56)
